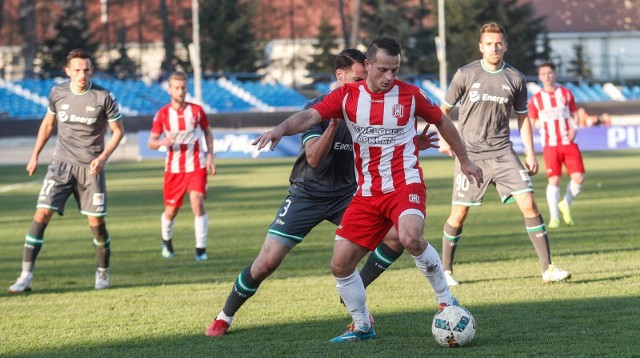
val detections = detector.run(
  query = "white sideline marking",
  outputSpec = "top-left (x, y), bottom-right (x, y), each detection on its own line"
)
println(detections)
top-left (0, 178), bottom-right (42, 193)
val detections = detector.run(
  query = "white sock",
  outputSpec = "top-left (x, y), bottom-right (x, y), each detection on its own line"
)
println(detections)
top-left (335, 270), bottom-right (371, 328)
top-left (161, 213), bottom-right (174, 241)
top-left (195, 214), bottom-right (208, 249)
top-left (564, 180), bottom-right (582, 205)
top-left (412, 245), bottom-right (454, 305)
top-left (216, 310), bottom-right (233, 325)
top-left (546, 185), bottom-right (560, 219)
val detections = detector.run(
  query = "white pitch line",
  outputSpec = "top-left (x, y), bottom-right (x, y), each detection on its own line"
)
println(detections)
top-left (0, 178), bottom-right (42, 193)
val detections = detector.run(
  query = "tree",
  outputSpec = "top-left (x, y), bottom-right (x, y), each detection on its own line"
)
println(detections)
top-left (306, 16), bottom-right (340, 76)
top-left (19, 0), bottom-right (37, 78)
top-left (356, 0), bottom-right (436, 74)
top-left (108, 27), bottom-right (140, 79)
top-left (159, 0), bottom-right (175, 74)
top-left (359, 0), bottom-right (418, 46)
top-left (442, 0), bottom-right (547, 75)
top-left (37, 0), bottom-right (98, 75)
top-left (192, 0), bottom-right (262, 73)
top-left (568, 41), bottom-right (592, 82)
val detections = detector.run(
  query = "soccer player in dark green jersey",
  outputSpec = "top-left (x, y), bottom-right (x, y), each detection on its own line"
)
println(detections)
top-left (438, 23), bottom-right (571, 285)
top-left (9, 49), bottom-right (124, 293)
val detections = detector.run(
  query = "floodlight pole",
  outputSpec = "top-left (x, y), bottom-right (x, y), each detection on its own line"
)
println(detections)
top-left (438, 0), bottom-right (447, 94)
top-left (191, 0), bottom-right (203, 105)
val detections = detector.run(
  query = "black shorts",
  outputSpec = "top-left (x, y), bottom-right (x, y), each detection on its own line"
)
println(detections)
top-left (266, 192), bottom-right (354, 248)
top-left (36, 160), bottom-right (107, 216)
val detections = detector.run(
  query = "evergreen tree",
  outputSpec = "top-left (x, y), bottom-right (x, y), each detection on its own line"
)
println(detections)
top-left (360, 0), bottom-right (417, 46)
top-left (306, 16), bottom-right (339, 76)
top-left (568, 41), bottom-right (592, 82)
top-left (443, 0), bottom-right (547, 75)
top-left (19, 0), bottom-right (37, 78)
top-left (357, 0), bottom-right (436, 74)
top-left (108, 27), bottom-right (140, 79)
top-left (37, 0), bottom-right (98, 75)
top-left (191, 0), bottom-right (262, 73)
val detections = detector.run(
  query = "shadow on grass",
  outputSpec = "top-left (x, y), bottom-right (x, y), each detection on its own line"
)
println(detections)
top-left (4, 297), bottom-right (638, 358)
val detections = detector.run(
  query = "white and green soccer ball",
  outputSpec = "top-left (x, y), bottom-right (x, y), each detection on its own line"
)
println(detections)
top-left (432, 305), bottom-right (477, 347)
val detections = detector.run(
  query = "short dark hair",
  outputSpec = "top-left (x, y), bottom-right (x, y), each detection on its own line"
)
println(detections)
top-left (366, 35), bottom-right (402, 61)
top-left (479, 22), bottom-right (506, 41)
top-left (538, 61), bottom-right (556, 71)
top-left (334, 48), bottom-right (366, 71)
top-left (66, 49), bottom-right (92, 67)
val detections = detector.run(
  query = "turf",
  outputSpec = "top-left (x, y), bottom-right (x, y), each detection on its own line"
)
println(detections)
top-left (1, 150), bottom-right (639, 357)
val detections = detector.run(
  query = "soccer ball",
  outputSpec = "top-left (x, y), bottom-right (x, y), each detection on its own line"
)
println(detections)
top-left (432, 305), bottom-right (476, 347)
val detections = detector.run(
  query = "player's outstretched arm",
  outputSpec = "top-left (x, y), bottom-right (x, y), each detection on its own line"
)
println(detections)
top-left (253, 109), bottom-right (322, 151)
top-left (435, 114), bottom-right (483, 187)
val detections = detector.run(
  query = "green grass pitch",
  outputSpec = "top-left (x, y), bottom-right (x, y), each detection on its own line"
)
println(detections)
top-left (1, 150), bottom-right (639, 357)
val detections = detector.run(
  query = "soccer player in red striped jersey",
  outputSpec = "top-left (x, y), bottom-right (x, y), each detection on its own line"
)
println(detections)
top-left (148, 71), bottom-right (216, 261)
top-left (254, 36), bottom-right (483, 342)
top-left (528, 61), bottom-right (585, 228)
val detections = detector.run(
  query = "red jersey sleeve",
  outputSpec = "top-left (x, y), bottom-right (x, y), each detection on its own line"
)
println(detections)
top-left (414, 88), bottom-right (443, 124)
top-left (311, 86), bottom-right (348, 119)
top-left (195, 104), bottom-right (210, 129)
top-left (151, 107), bottom-right (166, 134)
top-left (565, 88), bottom-right (578, 113)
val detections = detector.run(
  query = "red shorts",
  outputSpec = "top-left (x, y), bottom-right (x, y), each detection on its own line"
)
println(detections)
top-left (542, 143), bottom-right (585, 178)
top-left (336, 183), bottom-right (427, 250)
top-left (163, 170), bottom-right (208, 208)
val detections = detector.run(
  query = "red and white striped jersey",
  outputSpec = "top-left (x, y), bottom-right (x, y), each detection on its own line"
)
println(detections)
top-left (151, 102), bottom-right (210, 173)
top-left (312, 80), bottom-right (442, 196)
top-left (528, 86), bottom-right (578, 147)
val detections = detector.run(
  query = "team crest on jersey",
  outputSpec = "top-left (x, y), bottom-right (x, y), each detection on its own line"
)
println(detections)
top-left (391, 104), bottom-right (404, 118)
top-left (408, 193), bottom-right (420, 204)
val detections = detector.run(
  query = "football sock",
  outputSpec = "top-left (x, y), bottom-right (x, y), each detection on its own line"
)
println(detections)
top-left (359, 243), bottom-right (403, 288)
top-left (441, 223), bottom-right (462, 272)
top-left (222, 265), bottom-right (262, 317)
top-left (22, 221), bottom-right (47, 273)
top-left (335, 270), bottom-right (371, 327)
top-left (412, 244), bottom-right (453, 305)
top-left (195, 214), bottom-right (208, 249)
top-left (564, 180), bottom-right (582, 205)
top-left (546, 184), bottom-right (560, 219)
top-left (525, 215), bottom-right (552, 271)
top-left (91, 222), bottom-right (111, 268)
top-left (160, 212), bottom-right (174, 241)
top-left (215, 310), bottom-right (234, 325)
top-left (196, 248), bottom-right (206, 256)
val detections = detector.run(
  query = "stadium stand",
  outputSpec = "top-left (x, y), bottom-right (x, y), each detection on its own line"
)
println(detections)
top-left (0, 76), bottom-right (309, 119)
top-left (1, 76), bottom-right (639, 120)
